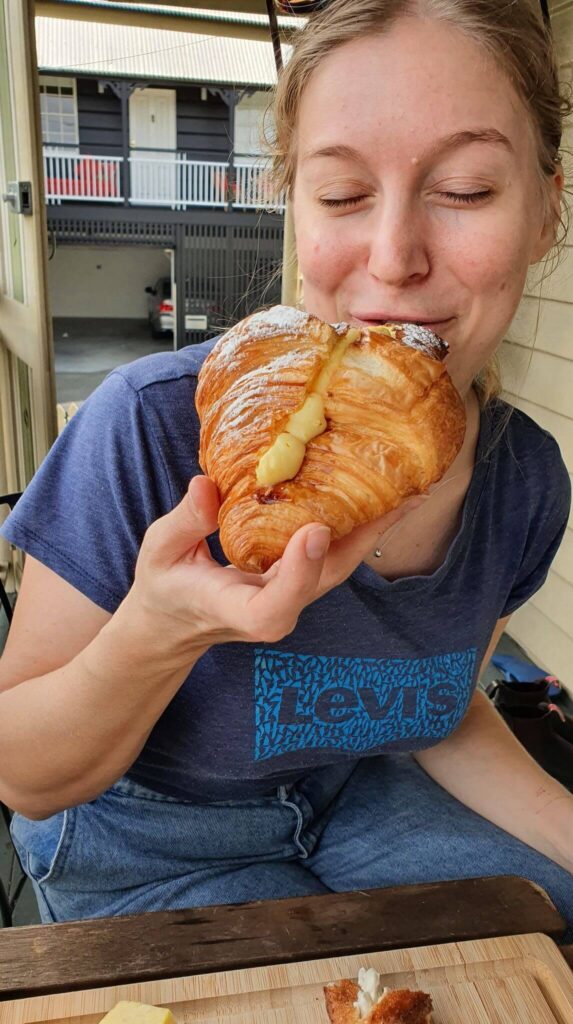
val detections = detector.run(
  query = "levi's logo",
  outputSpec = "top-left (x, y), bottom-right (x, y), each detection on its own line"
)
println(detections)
top-left (253, 648), bottom-right (476, 761)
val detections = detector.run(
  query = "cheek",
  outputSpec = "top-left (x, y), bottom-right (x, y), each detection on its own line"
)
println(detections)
top-left (294, 196), bottom-right (362, 296)
top-left (445, 224), bottom-right (531, 306)
top-left (296, 227), bottom-right (355, 291)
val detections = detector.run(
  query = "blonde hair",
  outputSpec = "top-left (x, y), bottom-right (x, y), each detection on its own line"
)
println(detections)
top-left (268, 0), bottom-right (571, 404)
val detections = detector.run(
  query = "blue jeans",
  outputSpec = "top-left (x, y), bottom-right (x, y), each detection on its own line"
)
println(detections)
top-left (11, 754), bottom-right (573, 939)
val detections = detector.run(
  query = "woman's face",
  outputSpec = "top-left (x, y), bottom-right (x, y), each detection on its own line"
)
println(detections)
top-left (292, 18), bottom-right (561, 394)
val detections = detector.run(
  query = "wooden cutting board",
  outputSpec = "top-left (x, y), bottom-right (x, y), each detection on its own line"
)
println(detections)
top-left (2, 933), bottom-right (573, 1024)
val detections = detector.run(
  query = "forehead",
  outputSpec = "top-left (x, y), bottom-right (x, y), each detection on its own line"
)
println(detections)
top-left (296, 18), bottom-right (531, 161)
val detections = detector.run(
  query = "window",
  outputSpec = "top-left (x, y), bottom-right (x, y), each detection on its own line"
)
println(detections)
top-left (234, 91), bottom-right (272, 158)
top-left (39, 76), bottom-right (79, 150)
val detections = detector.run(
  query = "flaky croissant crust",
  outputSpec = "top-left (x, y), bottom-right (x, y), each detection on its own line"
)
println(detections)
top-left (324, 979), bottom-right (433, 1024)
top-left (196, 306), bottom-right (466, 573)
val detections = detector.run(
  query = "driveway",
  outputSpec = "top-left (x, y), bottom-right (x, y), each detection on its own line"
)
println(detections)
top-left (53, 317), bottom-right (173, 403)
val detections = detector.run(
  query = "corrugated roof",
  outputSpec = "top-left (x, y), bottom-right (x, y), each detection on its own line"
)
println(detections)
top-left (41, 0), bottom-right (302, 30)
top-left (35, 15), bottom-right (293, 86)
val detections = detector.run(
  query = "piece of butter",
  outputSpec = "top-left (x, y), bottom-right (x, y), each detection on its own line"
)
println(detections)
top-left (100, 1003), bottom-right (176, 1024)
top-left (353, 968), bottom-right (389, 1019)
top-left (255, 327), bottom-right (359, 487)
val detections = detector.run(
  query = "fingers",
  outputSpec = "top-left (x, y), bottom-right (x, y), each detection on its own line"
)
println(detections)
top-left (143, 475), bottom-right (220, 568)
top-left (244, 523), bottom-right (330, 641)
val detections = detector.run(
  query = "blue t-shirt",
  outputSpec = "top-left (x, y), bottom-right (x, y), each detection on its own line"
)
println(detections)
top-left (1, 341), bottom-right (570, 801)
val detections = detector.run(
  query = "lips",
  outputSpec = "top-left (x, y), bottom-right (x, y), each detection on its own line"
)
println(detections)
top-left (352, 314), bottom-right (454, 327)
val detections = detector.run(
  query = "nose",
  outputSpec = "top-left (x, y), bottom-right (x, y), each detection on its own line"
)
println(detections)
top-left (366, 198), bottom-right (430, 286)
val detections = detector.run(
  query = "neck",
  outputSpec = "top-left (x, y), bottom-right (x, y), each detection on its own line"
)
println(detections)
top-left (442, 385), bottom-right (481, 485)
top-left (368, 386), bottom-right (481, 574)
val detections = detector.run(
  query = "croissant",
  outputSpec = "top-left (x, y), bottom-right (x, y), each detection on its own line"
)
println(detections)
top-left (324, 969), bottom-right (433, 1024)
top-left (196, 306), bottom-right (466, 574)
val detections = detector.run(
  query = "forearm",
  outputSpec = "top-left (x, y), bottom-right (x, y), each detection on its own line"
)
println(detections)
top-left (0, 593), bottom-right (207, 818)
top-left (415, 689), bottom-right (573, 873)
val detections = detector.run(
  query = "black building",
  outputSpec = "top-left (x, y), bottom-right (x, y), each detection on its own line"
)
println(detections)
top-left (36, 2), bottom-right (293, 345)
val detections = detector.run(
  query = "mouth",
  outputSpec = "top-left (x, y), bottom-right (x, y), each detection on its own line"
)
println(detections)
top-left (351, 314), bottom-right (456, 333)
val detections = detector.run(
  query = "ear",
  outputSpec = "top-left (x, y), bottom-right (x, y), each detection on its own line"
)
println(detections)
top-left (530, 163), bottom-right (564, 264)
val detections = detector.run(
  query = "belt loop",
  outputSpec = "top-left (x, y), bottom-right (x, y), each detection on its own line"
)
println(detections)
top-left (278, 784), bottom-right (309, 859)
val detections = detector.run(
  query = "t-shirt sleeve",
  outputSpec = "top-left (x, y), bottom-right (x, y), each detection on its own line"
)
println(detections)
top-left (0, 369), bottom-right (177, 613)
top-left (501, 441), bottom-right (571, 617)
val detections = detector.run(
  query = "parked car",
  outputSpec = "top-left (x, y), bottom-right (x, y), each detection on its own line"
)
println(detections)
top-left (145, 277), bottom-right (220, 339)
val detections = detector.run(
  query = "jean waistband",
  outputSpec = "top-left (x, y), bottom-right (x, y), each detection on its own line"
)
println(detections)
top-left (116, 760), bottom-right (359, 814)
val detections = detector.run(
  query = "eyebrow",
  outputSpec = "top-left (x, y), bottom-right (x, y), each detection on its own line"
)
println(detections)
top-left (302, 128), bottom-right (514, 164)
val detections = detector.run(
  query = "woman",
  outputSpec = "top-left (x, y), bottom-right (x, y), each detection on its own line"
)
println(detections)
top-left (1, 0), bottom-right (572, 930)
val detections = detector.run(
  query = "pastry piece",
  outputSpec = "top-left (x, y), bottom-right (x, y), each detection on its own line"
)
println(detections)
top-left (196, 305), bottom-right (466, 573)
top-left (324, 967), bottom-right (433, 1024)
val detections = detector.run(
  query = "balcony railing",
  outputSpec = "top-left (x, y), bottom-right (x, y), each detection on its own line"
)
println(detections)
top-left (43, 150), bottom-right (285, 211)
top-left (44, 152), bottom-right (123, 203)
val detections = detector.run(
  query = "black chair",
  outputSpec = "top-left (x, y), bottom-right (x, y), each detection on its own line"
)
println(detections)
top-left (0, 491), bottom-right (26, 926)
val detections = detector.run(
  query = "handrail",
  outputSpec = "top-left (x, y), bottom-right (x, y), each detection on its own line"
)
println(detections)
top-left (43, 149), bottom-right (285, 210)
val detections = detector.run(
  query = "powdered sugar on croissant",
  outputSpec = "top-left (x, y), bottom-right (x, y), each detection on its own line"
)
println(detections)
top-left (196, 305), bottom-right (466, 573)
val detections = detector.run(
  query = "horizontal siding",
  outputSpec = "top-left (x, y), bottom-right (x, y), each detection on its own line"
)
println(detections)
top-left (44, 75), bottom-right (236, 162)
top-left (503, 4), bottom-right (573, 692)
top-left (502, 393), bottom-right (573, 464)
top-left (550, 3), bottom-right (573, 62)
top-left (553, 527), bottom-right (573, 584)
top-left (77, 77), bottom-right (122, 157)
top-left (506, 294), bottom-right (573, 360)
top-left (530, 566), bottom-right (573, 639)
top-left (523, 252), bottom-right (573, 304)
top-left (501, 345), bottom-right (573, 418)
top-left (176, 85), bottom-right (231, 161)
top-left (508, 601), bottom-right (573, 689)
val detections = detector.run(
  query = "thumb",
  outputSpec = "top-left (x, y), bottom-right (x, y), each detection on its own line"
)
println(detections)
top-left (143, 475), bottom-right (220, 568)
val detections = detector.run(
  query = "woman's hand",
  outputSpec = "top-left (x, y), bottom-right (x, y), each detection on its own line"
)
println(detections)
top-left (128, 475), bottom-right (424, 654)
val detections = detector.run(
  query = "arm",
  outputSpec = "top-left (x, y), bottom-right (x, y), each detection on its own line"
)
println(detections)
top-left (0, 476), bottom-right (300, 818)
top-left (2, 474), bottom-right (394, 820)
top-left (415, 617), bottom-right (573, 874)
top-left (0, 556), bottom-right (208, 819)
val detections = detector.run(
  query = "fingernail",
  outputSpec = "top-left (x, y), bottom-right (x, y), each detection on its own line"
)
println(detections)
top-left (306, 526), bottom-right (330, 560)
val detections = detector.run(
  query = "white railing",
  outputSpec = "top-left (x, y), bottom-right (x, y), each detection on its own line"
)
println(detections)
top-left (43, 150), bottom-right (284, 211)
top-left (129, 154), bottom-right (228, 208)
top-left (234, 160), bottom-right (285, 211)
top-left (44, 152), bottom-right (123, 204)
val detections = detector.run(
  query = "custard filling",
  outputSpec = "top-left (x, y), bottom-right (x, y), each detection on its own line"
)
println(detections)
top-left (255, 327), bottom-right (363, 487)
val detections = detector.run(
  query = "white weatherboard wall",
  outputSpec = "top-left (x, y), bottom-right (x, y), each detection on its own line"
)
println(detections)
top-left (499, 2), bottom-right (573, 694)
top-left (48, 246), bottom-right (172, 318)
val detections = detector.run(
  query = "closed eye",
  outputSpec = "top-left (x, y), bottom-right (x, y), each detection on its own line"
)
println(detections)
top-left (318, 195), bottom-right (368, 208)
top-left (319, 190), bottom-right (492, 209)
top-left (439, 190), bottom-right (492, 204)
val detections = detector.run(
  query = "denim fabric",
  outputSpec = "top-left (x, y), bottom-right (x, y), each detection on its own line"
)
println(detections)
top-left (11, 754), bottom-right (573, 939)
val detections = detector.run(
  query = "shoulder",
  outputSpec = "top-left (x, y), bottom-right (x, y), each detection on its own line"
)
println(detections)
top-left (484, 398), bottom-right (571, 530)
top-left (488, 399), bottom-right (569, 485)
top-left (65, 336), bottom-right (220, 446)
top-left (110, 337), bottom-right (219, 396)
